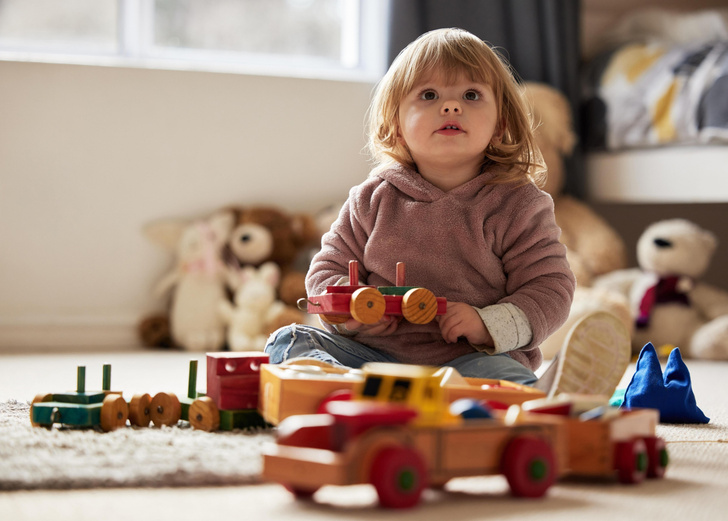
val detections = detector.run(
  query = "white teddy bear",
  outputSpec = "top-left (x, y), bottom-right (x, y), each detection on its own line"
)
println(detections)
top-left (146, 211), bottom-right (235, 352)
top-left (593, 219), bottom-right (728, 360)
top-left (219, 261), bottom-right (287, 351)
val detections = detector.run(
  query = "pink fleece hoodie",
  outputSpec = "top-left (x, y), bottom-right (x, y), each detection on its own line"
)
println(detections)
top-left (306, 163), bottom-right (575, 370)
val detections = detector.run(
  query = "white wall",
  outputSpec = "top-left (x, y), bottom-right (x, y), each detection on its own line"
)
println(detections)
top-left (0, 60), bottom-right (375, 349)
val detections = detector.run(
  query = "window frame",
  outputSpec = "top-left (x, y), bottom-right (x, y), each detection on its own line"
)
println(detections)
top-left (0, 0), bottom-right (389, 82)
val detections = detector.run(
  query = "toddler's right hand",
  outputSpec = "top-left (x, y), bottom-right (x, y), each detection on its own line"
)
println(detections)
top-left (344, 315), bottom-right (399, 336)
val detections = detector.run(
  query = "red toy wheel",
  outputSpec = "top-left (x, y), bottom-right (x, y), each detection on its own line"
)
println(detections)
top-left (370, 446), bottom-right (427, 509)
top-left (402, 288), bottom-right (438, 324)
top-left (284, 484), bottom-right (319, 500)
top-left (644, 436), bottom-right (668, 479)
top-left (614, 438), bottom-right (648, 484)
top-left (350, 287), bottom-right (385, 324)
top-left (501, 436), bottom-right (556, 498)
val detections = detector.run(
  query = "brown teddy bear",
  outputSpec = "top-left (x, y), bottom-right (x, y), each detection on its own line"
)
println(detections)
top-left (225, 205), bottom-right (321, 308)
top-left (523, 82), bottom-right (633, 358)
top-left (524, 82), bottom-right (629, 287)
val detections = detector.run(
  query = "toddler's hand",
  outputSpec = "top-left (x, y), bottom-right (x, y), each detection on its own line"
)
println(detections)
top-left (345, 315), bottom-right (399, 336)
top-left (438, 302), bottom-right (493, 346)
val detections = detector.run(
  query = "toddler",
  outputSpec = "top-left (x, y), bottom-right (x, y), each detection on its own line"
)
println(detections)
top-left (265, 28), bottom-right (629, 396)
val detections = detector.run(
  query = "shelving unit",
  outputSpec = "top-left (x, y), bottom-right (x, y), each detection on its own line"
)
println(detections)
top-left (585, 147), bottom-right (728, 203)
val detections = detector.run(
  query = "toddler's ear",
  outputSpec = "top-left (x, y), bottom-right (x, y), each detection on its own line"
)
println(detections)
top-left (491, 118), bottom-right (506, 145)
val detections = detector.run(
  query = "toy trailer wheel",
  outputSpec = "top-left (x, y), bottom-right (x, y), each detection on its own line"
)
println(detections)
top-left (150, 392), bottom-right (182, 427)
top-left (370, 446), bottom-right (427, 509)
top-left (189, 396), bottom-right (221, 432)
top-left (614, 438), bottom-right (648, 484)
top-left (501, 436), bottom-right (556, 498)
top-left (644, 436), bottom-right (669, 479)
top-left (284, 484), bottom-right (319, 500)
top-left (402, 288), bottom-right (438, 324)
top-left (128, 393), bottom-right (152, 427)
top-left (100, 394), bottom-right (129, 432)
top-left (350, 287), bottom-right (386, 324)
top-left (30, 393), bottom-right (53, 428)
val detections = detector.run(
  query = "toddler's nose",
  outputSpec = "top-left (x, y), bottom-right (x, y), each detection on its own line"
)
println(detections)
top-left (441, 100), bottom-right (461, 115)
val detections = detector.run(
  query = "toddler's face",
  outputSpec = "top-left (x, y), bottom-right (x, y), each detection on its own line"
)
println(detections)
top-left (397, 71), bottom-right (501, 188)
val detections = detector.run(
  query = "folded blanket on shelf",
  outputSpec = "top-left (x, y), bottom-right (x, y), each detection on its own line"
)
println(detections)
top-left (583, 40), bottom-right (728, 150)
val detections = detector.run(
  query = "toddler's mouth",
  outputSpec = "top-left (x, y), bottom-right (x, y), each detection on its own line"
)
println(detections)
top-left (436, 122), bottom-right (464, 135)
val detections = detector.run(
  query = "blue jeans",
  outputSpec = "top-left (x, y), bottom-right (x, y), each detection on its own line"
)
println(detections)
top-left (264, 324), bottom-right (537, 386)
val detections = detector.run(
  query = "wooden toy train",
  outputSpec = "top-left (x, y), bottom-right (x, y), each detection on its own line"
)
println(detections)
top-left (298, 261), bottom-right (447, 325)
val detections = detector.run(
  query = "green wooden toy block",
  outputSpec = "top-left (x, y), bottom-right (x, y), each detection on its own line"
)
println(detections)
top-left (219, 409), bottom-right (267, 431)
top-left (180, 397), bottom-right (193, 421)
top-left (51, 391), bottom-right (106, 405)
top-left (378, 286), bottom-right (417, 296)
top-left (32, 402), bottom-right (102, 427)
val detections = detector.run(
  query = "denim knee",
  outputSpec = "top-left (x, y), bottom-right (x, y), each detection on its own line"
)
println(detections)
top-left (264, 324), bottom-right (344, 367)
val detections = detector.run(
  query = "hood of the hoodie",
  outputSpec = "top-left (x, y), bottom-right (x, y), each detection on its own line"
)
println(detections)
top-left (370, 162), bottom-right (503, 203)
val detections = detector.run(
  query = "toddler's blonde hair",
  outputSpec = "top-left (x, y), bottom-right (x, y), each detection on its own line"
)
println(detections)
top-left (367, 28), bottom-right (545, 186)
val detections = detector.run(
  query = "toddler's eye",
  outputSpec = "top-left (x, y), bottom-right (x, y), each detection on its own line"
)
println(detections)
top-left (464, 90), bottom-right (480, 101)
top-left (420, 90), bottom-right (438, 101)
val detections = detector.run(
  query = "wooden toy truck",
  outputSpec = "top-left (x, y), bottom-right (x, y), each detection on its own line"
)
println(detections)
top-left (299, 261), bottom-right (447, 325)
top-left (263, 363), bottom-right (564, 508)
top-left (259, 359), bottom-right (545, 426)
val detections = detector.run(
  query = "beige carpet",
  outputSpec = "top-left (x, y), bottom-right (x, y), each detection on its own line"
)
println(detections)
top-left (0, 350), bottom-right (726, 521)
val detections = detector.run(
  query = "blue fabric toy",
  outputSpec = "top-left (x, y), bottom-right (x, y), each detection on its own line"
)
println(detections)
top-left (623, 342), bottom-right (709, 424)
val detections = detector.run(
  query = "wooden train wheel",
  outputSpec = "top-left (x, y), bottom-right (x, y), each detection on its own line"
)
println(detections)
top-left (189, 396), bottom-right (220, 432)
top-left (402, 288), bottom-right (437, 324)
top-left (128, 393), bottom-right (152, 427)
top-left (150, 392), bottom-right (181, 427)
top-left (350, 287), bottom-right (385, 324)
top-left (30, 393), bottom-right (53, 428)
top-left (100, 394), bottom-right (129, 432)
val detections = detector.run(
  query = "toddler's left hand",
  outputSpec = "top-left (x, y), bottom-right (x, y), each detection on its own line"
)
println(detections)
top-left (437, 302), bottom-right (493, 346)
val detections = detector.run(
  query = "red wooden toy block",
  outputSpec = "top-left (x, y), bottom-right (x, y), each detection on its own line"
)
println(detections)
top-left (206, 352), bottom-right (269, 411)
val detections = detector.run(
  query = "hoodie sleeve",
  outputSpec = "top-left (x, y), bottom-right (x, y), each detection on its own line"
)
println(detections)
top-left (305, 181), bottom-right (376, 305)
top-left (491, 183), bottom-right (576, 352)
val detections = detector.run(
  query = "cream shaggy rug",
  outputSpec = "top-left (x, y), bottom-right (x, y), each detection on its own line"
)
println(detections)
top-left (0, 400), bottom-right (275, 490)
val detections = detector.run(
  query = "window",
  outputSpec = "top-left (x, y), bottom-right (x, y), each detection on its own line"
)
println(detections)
top-left (0, 0), bottom-right (388, 81)
top-left (361, 376), bottom-right (382, 398)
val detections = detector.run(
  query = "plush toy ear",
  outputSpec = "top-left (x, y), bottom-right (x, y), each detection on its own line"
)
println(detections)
top-left (258, 261), bottom-right (281, 288)
top-left (143, 219), bottom-right (188, 251)
top-left (291, 214), bottom-right (321, 248)
top-left (208, 210), bottom-right (235, 243)
top-left (699, 228), bottom-right (718, 257)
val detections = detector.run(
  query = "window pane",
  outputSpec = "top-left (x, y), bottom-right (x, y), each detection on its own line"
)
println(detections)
top-left (0, 0), bottom-right (117, 52)
top-left (152, 0), bottom-right (346, 62)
